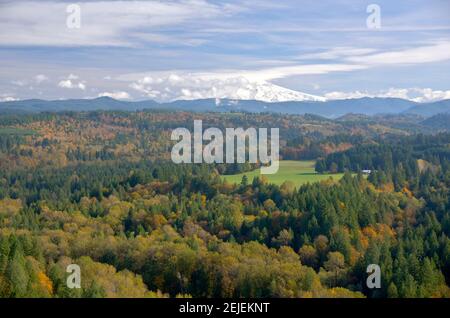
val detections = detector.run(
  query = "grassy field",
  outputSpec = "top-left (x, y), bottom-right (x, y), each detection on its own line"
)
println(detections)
top-left (222, 160), bottom-right (344, 187)
top-left (0, 127), bottom-right (38, 136)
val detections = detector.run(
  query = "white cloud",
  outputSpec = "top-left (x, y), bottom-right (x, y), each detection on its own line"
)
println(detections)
top-left (128, 72), bottom-right (325, 102)
top-left (98, 91), bottom-right (131, 100)
top-left (324, 88), bottom-right (450, 103)
top-left (324, 91), bottom-right (370, 100)
top-left (295, 42), bottom-right (450, 69)
top-left (409, 88), bottom-right (450, 103)
top-left (58, 75), bottom-right (86, 90)
top-left (298, 47), bottom-right (378, 60)
top-left (325, 88), bottom-right (411, 100)
top-left (11, 80), bottom-right (26, 87)
top-left (67, 74), bottom-right (79, 80)
top-left (34, 74), bottom-right (48, 84)
top-left (124, 63), bottom-right (366, 101)
top-left (0, 94), bottom-right (18, 102)
top-left (0, 0), bottom-right (236, 47)
top-left (239, 64), bottom-right (368, 81)
top-left (348, 42), bottom-right (450, 66)
top-left (58, 80), bottom-right (72, 89)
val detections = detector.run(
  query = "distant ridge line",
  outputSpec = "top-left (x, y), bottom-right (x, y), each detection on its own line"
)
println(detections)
top-left (1, 97), bottom-right (450, 118)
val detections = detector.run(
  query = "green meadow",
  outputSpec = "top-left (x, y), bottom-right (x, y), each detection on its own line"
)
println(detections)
top-left (0, 127), bottom-right (38, 136)
top-left (222, 160), bottom-right (344, 187)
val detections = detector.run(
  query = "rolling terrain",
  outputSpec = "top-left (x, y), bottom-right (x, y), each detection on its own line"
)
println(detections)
top-left (2, 96), bottom-right (450, 118)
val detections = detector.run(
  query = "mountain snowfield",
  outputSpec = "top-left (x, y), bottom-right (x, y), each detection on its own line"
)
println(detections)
top-left (168, 77), bottom-right (327, 103)
top-left (216, 80), bottom-right (327, 103)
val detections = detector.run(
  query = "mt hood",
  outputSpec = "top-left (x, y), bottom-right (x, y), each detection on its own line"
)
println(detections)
top-left (176, 79), bottom-right (326, 103)
top-left (233, 81), bottom-right (327, 102)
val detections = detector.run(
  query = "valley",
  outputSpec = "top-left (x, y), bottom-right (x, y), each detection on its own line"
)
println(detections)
top-left (1, 109), bottom-right (449, 298)
top-left (222, 160), bottom-right (344, 187)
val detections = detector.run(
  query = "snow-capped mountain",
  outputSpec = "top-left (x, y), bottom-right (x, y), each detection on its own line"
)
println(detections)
top-left (242, 81), bottom-right (327, 103)
top-left (207, 80), bottom-right (327, 103)
top-left (131, 73), bottom-right (326, 103)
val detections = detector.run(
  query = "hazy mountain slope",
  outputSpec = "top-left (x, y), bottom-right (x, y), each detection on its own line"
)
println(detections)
top-left (0, 97), bottom-right (158, 114)
top-left (420, 113), bottom-right (450, 131)
top-left (161, 97), bottom-right (415, 117)
top-left (404, 99), bottom-right (450, 117)
top-left (0, 96), bottom-right (447, 118)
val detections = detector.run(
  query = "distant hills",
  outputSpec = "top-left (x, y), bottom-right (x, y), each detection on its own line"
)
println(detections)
top-left (403, 99), bottom-right (450, 117)
top-left (1, 96), bottom-right (450, 118)
top-left (420, 113), bottom-right (450, 130)
top-left (0, 97), bottom-right (158, 114)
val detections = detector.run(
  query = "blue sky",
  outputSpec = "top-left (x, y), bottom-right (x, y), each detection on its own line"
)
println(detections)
top-left (0, 0), bottom-right (450, 102)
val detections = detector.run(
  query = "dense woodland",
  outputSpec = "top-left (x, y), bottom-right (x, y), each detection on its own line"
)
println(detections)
top-left (0, 110), bottom-right (449, 298)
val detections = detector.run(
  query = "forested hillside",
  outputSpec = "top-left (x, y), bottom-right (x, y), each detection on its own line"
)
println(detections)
top-left (0, 111), bottom-right (449, 298)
